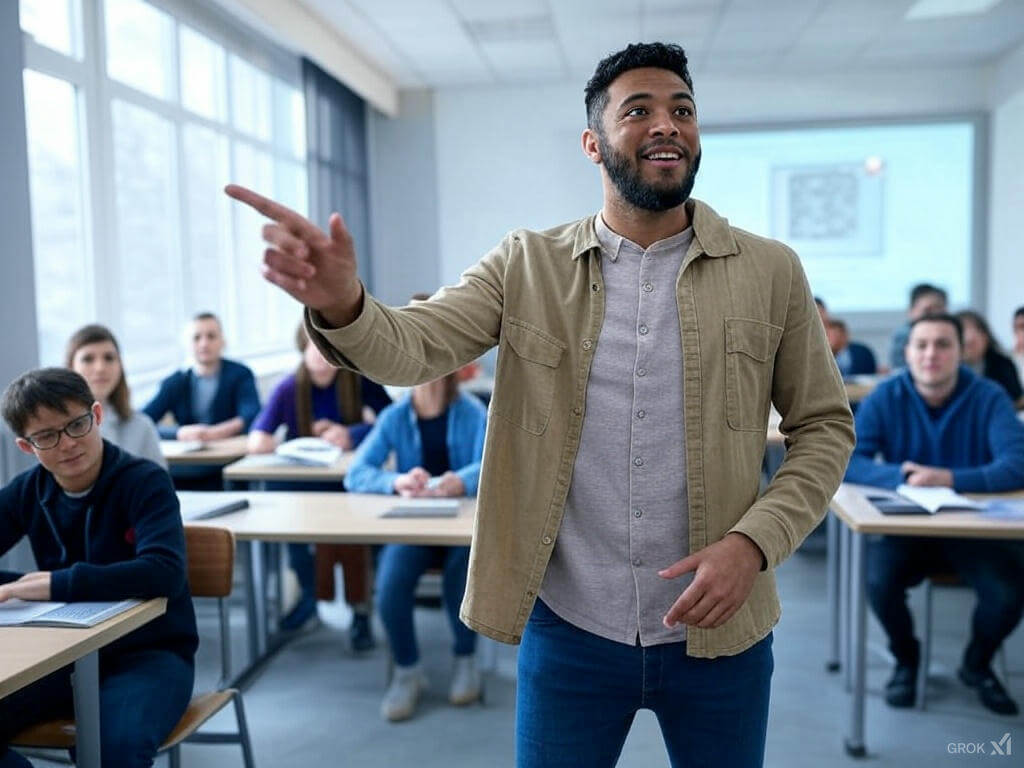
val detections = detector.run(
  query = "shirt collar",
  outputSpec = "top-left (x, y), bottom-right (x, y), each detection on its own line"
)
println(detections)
top-left (572, 198), bottom-right (739, 261)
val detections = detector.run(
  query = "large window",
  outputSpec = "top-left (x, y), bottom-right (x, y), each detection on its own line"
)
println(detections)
top-left (696, 120), bottom-right (979, 314)
top-left (20, 0), bottom-right (308, 388)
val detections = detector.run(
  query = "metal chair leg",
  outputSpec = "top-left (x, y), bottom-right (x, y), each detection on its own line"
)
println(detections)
top-left (234, 691), bottom-right (256, 768)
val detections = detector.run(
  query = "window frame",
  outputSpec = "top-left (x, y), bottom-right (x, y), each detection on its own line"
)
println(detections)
top-left (21, 0), bottom-right (310, 396)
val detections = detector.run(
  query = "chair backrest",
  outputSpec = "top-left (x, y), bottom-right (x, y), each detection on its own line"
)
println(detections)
top-left (184, 526), bottom-right (235, 598)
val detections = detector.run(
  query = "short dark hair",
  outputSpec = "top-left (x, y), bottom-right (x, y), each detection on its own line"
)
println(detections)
top-left (909, 283), bottom-right (947, 308)
top-left (814, 296), bottom-right (826, 309)
top-left (1014, 306), bottom-right (1024, 322)
top-left (907, 313), bottom-right (963, 347)
top-left (192, 311), bottom-right (220, 325)
top-left (2, 368), bottom-right (95, 436)
top-left (584, 43), bottom-right (694, 132)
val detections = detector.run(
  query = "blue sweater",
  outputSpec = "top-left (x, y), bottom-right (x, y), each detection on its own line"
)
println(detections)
top-left (143, 358), bottom-right (261, 439)
top-left (344, 392), bottom-right (487, 496)
top-left (0, 442), bottom-right (198, 663)
top-left (845, 366), bottom-right (1024, 492)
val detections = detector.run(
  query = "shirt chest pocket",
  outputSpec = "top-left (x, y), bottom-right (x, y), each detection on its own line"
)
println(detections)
top-left (724, 317), bottom-right (783, 432)
top-left (492, 318), bottom-right (566, 436)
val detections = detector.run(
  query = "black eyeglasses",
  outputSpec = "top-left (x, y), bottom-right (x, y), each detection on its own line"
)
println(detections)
top-left (23, 412), bottom-right (95, 450)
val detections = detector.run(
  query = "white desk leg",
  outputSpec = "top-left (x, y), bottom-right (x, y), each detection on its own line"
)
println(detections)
top-left (826, 508), bottom-right (841, 672)
top-left (846, 529), bottom-right (868, 758)
top-left (72, 651), bottom-right (101, 768)
top-left (841, 523), bottom-right (852, 692)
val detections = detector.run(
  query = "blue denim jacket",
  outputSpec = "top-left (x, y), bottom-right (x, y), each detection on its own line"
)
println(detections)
top-left (344, 391), bottom-right (487, 496)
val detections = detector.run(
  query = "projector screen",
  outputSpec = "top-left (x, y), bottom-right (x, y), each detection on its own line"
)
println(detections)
top-left (694, 120), bottom-right (977, 313)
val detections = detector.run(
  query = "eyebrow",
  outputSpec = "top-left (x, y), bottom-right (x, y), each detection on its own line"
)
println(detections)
top-left (618, 91), bottom-right (695, 110)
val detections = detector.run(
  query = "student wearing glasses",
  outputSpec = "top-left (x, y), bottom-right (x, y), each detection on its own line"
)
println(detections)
top-left (66, 324), bottom-right (166, 468)
top-left (0, 368), bottom-right (198, 768)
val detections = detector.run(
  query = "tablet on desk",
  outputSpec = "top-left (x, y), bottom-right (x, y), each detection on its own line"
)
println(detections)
top-left (381, 499), bottom-right (460, 518)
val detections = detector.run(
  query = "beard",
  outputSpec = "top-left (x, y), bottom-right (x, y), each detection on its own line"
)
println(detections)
top-left (598, 135), bottom-right (701, 212)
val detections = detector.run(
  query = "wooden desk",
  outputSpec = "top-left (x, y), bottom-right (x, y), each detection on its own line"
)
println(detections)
top-left (180, 491), bottom-right (474, 684)
top-left (0, 599), bottom-right (167, 768)
top-left (161, 436), bottom-right (249, 467)
top-left (184, 490), bottom-right (474, 546)
top-left (827, 485), bottom-right (1024, 757)
top-left (221, 453), bottom-right (355, 485)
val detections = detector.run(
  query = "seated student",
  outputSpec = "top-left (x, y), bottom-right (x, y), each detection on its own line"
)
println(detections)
top-left (248, 324), bottom-right (391, 647)
top-left (825, 318), bottom-right (877, 377)
top-left (958, 310), bottom-right (1024, 407)
top-left (887, 283), bottom-right (947, 370)
top-left (344, 362), bottom-right (487, 722)
top-left (143, 312), bottom-right (260, 442)
top-left (66, 324), bottom-right (166, 469)
top-left (1013, 306), bottom-right (1024, 386)
top-left (0, 369), bottom-right (198, 768)
top-left (845, 314), bottom-right (1024, 715)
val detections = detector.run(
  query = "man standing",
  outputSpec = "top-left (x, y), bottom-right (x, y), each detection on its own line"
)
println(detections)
top-left (228, 43), bottom-right (854, 768)
top-left (845, 314), bottom-right (1024, 715)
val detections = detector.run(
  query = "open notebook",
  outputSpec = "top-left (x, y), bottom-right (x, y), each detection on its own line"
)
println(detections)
top-left (0, 599), bottom-right (140, 628)
top-left (274, 437), bottom-right (342, 467)
top-left (867, 485), bottom-right (986, 515)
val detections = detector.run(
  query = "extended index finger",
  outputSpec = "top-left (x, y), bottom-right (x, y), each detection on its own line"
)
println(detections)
top-left (224, 184), bottom-right (323, 241)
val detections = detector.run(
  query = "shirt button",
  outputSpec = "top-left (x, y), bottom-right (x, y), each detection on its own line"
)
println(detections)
top-left (643, 282), bottom-right (653, 292)
top-left (542, 535), bottom-right (552, 545)
top-left (526, 590), bottom-right (534, 597)
top-left (636, 409), bottom-right (646, 419)
top-left (633, 457), bottom-right (644, 467)
top-left (591, 282), bottom-right (600, 292)
top-left (634, 508), bottom-right (643, 518)
top-left (582, 339), bottom-right (593, 350)
top-left (632, 557), bottom-right (642, 566)
top-left (573, 406), bottom-right (582, 416)
top-left (638, 324), bottom-right (649, 335)
top-left (637, 368), bottom-right (647, 377)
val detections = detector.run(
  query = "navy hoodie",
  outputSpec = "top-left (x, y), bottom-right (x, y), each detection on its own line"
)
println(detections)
top-left (0, 441), bottom-right (198, 664)
top-left (845, 366), bottom-right (1024, 492)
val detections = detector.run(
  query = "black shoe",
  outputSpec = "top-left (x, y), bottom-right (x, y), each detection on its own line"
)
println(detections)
top-left (279, 596), bottom-right (317, 631)
top-left (350, 612), bottom-right (375, 652)
top-left (958, 666), bottom-right (1019, 716)
top-left (884, 662), bottom-right (918, 708)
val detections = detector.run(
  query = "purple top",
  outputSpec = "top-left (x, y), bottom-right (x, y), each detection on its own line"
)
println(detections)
top-left (252, 373), bottom-right (391, 448)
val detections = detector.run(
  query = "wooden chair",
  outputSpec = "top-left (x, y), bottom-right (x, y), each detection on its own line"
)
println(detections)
top-left (12, 526), bottom-right (255, 767)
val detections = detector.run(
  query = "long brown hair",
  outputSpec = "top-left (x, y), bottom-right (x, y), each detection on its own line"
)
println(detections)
top-left (409, 293), bottom-right (459, 407)
top-left (294, 322), bottom-right (362, 436)
top-left (65, 324), bottom-right (132, 421)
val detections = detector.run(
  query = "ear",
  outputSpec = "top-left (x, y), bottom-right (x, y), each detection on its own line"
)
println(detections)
top-left (15, 437), bottom-right (35, 457)
top-left (581, 129), bottom-right (602, 165)
top-left (92, 400), bottom-right (103, 428)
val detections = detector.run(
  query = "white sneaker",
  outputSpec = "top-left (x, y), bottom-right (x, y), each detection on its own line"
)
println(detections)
top-left (381, 666), bottom-right (426, 722)
top-left (449, 655), bottom-right (482, 706)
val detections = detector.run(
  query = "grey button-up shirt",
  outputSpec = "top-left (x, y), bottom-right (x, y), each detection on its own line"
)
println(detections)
top-left (540, 215), bottom-right (694, 646)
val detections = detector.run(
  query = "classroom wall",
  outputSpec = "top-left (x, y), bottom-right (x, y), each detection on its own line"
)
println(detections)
top-left (987, 41), bottom-right (1024, 350)
top-left (367, 90), bottom-right (443, 305)
top-left (1, 0), bottom-right (41, 565)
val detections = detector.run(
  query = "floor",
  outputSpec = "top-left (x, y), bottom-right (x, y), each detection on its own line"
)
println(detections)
top-left (26, 531), bottom-right (1024, 767)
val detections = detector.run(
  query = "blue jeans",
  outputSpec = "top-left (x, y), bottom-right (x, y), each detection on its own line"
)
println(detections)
top-left (516, 600), bottom-right (773, 768)
top-left (0, 649), bottom-right (194, 768)
top-left (376, 544), bottom-right (476, 666)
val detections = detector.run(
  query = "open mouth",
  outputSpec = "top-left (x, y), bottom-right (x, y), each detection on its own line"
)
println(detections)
top-left (641, 147), bottom-right (685, 167)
